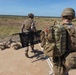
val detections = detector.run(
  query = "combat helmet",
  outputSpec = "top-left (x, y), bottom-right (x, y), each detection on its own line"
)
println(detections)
top-left (28, 13), bottom-right (34, 19)
top-left (61, 8), bottom-right (75, 19)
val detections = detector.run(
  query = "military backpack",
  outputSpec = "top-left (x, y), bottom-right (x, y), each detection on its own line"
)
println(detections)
top-left (41, 21), bottom-right (66, 57)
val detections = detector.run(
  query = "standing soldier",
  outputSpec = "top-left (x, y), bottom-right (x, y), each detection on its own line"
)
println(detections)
top-left (41, 8), bottom-right (76, 75)
top-left (21, 13), bottom-right (37, 58)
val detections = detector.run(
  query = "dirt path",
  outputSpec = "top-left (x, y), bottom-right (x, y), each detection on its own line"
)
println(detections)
top-left (0, 44), bottom-right (50, 75)
top-left (0, 44), bottom-right (76, 75)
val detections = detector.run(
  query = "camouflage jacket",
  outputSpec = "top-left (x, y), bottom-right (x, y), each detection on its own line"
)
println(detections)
top-left (21, 18), bottom-right (37, 32)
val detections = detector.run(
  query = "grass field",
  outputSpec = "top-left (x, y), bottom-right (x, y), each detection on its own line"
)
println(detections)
top-left (0, 15), bottom-right (76, 38)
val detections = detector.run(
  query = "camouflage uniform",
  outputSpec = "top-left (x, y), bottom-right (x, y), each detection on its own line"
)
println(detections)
top-left (54, 8), bottom-right (76, 75)
top-left (41, 8), bottom-right (76, 75)
top-left (21, 13), bottom-right (37, 57)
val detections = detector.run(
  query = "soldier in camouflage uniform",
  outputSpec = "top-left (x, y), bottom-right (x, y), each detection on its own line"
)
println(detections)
top-left (21, 13), bottom-right (37, 58)
top-left (61, 8), bottom-right (76, 75)
top-left (52, 8), bottom-right (76, 75)
top-left (41, 8), bottom-right (76, 75)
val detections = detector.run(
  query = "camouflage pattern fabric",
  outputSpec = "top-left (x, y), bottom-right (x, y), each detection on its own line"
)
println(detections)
top-left (52, 24), bottom-right (76, 75)
top-left (43, 43), bottom-right (55, 57)
top-left (53, 59), bottom-right (66, 75)
top-left (40, 31), bottom-right (46, 47)
top-left (53, 24), bottom-right (66, 57)
top-left (52, 54), bottom-right (69, 75)
top-left (65, 52), bottom-right (76, 69)
top-left (64, 24), bottom-right (76, 51)
top-left (22, 18), bottom-right (36, 32)
top-left (19, 30), bottom-right (41, 47)
top-left (21, 18), bottom-right (37, 47)
top-left (41, 22), bottom-right (66, 57)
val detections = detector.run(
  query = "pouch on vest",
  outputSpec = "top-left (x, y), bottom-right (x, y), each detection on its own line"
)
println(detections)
top-left (40, 31), bottom-right (46, 47)
top-left (64, 25), bottom-right (76, 51)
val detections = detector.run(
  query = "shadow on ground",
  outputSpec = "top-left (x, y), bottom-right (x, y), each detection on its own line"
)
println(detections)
top-left (25, 49), bottom-right (48, 63)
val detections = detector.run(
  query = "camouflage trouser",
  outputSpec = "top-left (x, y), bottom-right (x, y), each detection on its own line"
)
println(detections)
top-left (25, 31), bottom-right (34, 50)
top-left (48, 52), bottom-right (76, 75)
top-left (65, 52), bottom-right (76, 69)
top-left (52, 52), bottom-right (76, 75)
top-left (52, 57), bottom-right (69, 75)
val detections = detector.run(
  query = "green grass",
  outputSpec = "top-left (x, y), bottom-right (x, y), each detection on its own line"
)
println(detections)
top-left (0, 25), bottom-right (20, 38)
top-left (0, 15), bottom-right (76, 38)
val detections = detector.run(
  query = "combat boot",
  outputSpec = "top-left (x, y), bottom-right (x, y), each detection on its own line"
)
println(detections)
top-left (25, 49), bottom-right (29, 58)
top-left (31, 48), bottom-right (36, 53)
top-left (31, 45), bottom-right (36, 53)
top-left (25, 52), bottom-right (29, 58)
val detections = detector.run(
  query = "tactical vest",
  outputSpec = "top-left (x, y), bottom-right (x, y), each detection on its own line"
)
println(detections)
top-left (64, 24), bottom-right (76, 51)
top-left (42, 22), bottom-right (66, 57)
top-left (25, 19), bottom-right (36, 32)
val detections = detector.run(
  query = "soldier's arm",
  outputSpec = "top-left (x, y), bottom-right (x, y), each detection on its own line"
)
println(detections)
top-left (21, 23), bottom-right (25, 33)
top-left (32, 20), bottom-right (37, 31)
top-left (35, 21), bottom-right (38, 30)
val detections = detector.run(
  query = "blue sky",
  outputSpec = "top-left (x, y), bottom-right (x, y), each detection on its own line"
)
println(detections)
top-left (0, 0), bottom-right (76, 16)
